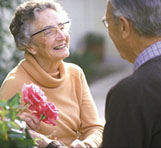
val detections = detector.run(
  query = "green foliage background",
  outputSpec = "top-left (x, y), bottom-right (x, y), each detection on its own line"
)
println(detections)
top-left (0, 93), bottom-right (35, 147)
top-left (0, 0), bottom-right (25, 85)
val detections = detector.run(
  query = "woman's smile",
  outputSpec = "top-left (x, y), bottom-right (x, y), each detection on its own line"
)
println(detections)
top-left (53, 43), bottom-right (66, 50)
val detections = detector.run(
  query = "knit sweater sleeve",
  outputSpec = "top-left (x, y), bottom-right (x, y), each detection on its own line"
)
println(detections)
top-left (77, 67), bottom-right (104, 147)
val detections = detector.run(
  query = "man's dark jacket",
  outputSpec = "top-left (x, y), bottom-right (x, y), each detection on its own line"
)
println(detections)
top-left (102, 55), bottom-right (161, 147)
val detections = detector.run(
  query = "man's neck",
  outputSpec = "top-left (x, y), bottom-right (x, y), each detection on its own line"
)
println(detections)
top-left (128, 33), bottom-right (161, 63)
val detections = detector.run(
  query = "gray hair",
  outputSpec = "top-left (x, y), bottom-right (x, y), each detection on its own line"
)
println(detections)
top-left (110, 0), bottom-right (161, 37)
top-left (10, 0), bottom-right (70, 51)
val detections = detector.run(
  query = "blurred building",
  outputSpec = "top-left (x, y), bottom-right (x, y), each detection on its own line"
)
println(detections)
top-left (59, 0), bottom-right (114, 58)
top-left (59, 0), bottom-right (131, 65)
top-left (59, 0), bottom-right (132, 83)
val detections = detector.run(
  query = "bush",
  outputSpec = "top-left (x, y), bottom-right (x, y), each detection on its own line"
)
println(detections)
top-left (0, 93), bottom-right (36, 148)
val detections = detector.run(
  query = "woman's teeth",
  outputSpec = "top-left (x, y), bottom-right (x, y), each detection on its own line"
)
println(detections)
top-left (54, 45), bottom-right (65, 50)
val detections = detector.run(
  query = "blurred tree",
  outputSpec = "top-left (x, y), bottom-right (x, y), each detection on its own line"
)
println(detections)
top-left (0, 0), bottom-right (25, 84)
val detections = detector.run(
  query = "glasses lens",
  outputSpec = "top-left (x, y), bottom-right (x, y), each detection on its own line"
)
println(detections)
top-left (102, 19), bottom-right (108, 28)
top-left (105, 20), bottom-right (108, 28)
top-left (44, 21), bottom-right (70, 37)
top-left (43, 27), bottom-right (57, 37)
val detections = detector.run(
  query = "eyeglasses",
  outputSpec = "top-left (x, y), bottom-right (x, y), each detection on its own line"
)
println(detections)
top-left (102, 16), bottom-right (108, 28)
top-left (31, 20), bottom-right (70, 37)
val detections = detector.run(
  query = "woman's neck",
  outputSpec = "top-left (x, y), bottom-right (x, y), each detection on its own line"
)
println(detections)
top-left (33, 55), bottom-right (62, 74)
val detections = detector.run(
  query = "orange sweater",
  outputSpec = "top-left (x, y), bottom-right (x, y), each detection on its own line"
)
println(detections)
top-left (0, 52), bottom-right (103, 147)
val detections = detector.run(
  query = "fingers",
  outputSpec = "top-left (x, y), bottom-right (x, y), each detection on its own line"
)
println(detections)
top-left (28, 130), bottom-right (38, 139)
top-left (70, 139), bottom-right (86, 148)
top-left (29, 130), bottom-right (52, 147)
top-left (19, 112), bottom-right (40, 130)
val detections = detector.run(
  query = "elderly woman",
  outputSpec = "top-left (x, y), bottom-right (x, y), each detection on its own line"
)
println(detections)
top-left (0, 0), bottom-right (103, 147)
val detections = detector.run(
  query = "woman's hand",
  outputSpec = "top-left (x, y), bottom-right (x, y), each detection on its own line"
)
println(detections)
top-left (19, 112), bottom-right (40, 130)
top-left (29, 130), bottom-right (52, 147)
top-left (29, 130), bottom-right (68, 148)
top-left (70, 139), bottom-right (87, 148)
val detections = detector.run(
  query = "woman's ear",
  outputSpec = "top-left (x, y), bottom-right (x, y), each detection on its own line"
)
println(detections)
top-left (26, 43), bottom-right (37, 55)
top-left (119, 16), bottom-right (131, 39)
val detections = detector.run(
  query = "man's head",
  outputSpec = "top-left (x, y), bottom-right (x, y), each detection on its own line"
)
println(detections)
top-left (110, 0), bottom-right (161, 36)
top-left (104, 0), bottom-right (161, 63)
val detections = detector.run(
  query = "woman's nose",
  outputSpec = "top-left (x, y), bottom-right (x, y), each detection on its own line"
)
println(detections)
top-left (55, 29), bottom-right (66, 40)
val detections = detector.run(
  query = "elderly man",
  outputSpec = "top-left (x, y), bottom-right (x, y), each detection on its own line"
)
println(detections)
top-left (102, 0), bottom-right (161, 147)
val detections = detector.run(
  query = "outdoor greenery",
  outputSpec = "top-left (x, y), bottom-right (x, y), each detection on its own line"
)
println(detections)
top-left (0, 93), bottom-right (36, 147)
top-left (0, 0), bottom-right (25, 85)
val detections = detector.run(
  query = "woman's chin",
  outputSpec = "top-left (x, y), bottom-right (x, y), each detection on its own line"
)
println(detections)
top-left (62, 51), bottom-right (70, 60)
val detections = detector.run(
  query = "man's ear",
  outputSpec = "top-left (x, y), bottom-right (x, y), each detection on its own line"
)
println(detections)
top-left (26, 43), bottom-right (37, 55)
top-left (119, 16), bottom-right (131, 39)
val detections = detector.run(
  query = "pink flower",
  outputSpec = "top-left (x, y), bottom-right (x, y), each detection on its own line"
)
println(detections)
top-left (22, 83), bottom-right (47, 106)
top-left (21, 83), bottom-right (58, 126)
top-left (34, 102), bottom-right (59, 126)
top-left (42, 102), bottom-right (59, 126)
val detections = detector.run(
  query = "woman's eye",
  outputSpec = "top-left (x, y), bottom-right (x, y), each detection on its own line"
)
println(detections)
top-left (44, 28), bottom-right (56, 36)
top-left (44, 29), bottom-right (52, 35)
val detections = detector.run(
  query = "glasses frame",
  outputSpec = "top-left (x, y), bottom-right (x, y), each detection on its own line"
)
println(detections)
top-left (31, 20), bottom-right (70, 37)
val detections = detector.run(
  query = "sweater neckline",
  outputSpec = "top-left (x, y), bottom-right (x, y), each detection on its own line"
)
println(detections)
top-left (21, 52), bottom-right (65, 88)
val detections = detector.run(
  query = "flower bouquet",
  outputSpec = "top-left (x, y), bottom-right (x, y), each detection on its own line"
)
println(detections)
top-left (0, 83), bottom-right (59, 148)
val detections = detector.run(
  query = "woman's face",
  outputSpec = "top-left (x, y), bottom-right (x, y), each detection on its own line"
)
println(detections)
top-left (29, 8), bottom-right (70, 63)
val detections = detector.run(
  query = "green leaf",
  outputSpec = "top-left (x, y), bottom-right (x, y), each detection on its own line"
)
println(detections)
top-left (14, 138), bottom-right (35, 148)
top-left (5, 109), bottom-right (18, 121)
top-left (0, 92), bottom-right (35, 147)
top-left (7, 93), bottom-right (20, 108)
top-left (0, 140), bottom-right (9, 147)
top-left (40, 114), bottom-right (46, 121)
top-left (3, 109), bottom-right (10, 117)
top-left (0, 99), bottom-right (7, 107)
top-left (8, 129), bottom-right (35, 148)
top-left (0, 121), bottom-right (8, 140)
top-left (14, 119), bottom-right (27, 129)
top-left (0, 110), bottom-right (5, 119)
top-left (25, 128), bottom-right (32, 139)
top-left (8, 131), bottom-right (25, 140)
top-left (7, 121), bottom-right (20, 130)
